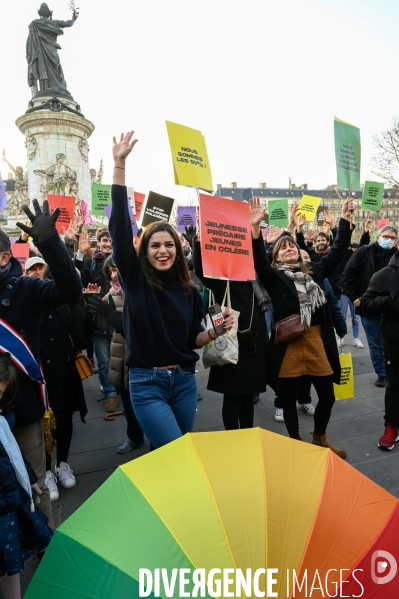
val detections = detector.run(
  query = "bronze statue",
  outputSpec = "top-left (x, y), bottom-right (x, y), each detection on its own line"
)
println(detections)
top-left (26, 2), bottom-right (79, 99)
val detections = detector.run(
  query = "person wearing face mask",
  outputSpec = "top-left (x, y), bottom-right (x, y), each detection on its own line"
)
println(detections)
top-left (250, 196), bottom-right (354, 457)
top-left (108, 131), bottom-right (234, 449)
top-left (341, 225), bottom-right (399, 387)
top-left (362, 247), bottom-right (399, 450)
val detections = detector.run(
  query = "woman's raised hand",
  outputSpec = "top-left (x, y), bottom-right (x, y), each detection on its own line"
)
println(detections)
top-left (112, 131), bottom-right (138, 163)
top-left (249, 197), bottom-right (267, 227)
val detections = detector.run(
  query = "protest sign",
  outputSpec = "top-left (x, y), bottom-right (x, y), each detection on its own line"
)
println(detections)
top-left (361, 181), bottom-right (384, 210)
top-left (80, 199), bottom-right (93, 225)
top-left (297, 195), bottom-right (321, 221)
top-left (47, 194), bottom-right (75, 233)
top-left (11, 243), bottom-right (29, 273)
top-left (132, 191), bottom-right (145, 221)
top-left (104, 204), bottom-right (138, 237)
top-left (141, 191), bottom-right (175, 227)
top-left (166, 121), bottom-right (213, 191)
top-left (177, 206), bottom-right (196, 232)
top-left (373, 230), bottom-right (378, 241)
top-left (334, 117), bottom-right (361, 190)
top-left (92, 184), bottom-right (111, 216)
top-left (199, 193), bottom-right (255, 281)
top-left (334, 353), bottom-right (354, 400)
top-left (377, 218), bottom-right (389, 230)
top-left (268, 199), bottom-right (289, 228)
top-left (317, 206), bottom-right (325, 225)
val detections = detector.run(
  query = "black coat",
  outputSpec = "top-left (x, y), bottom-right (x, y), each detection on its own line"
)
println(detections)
top-left (341, 242), bottom-right (397, 315)
top-left (40, 305), bottom-right (87, 422)
top-left (361, 251), bottom-right (399, 342)
top-left (193, 242), bottom-right (268, 395)
top-left (74, 255), bottom-right (112, 335)
top-left (0, 233), bottom-right (82, 426)
top-left (253, 218), bottom-right (352, 388)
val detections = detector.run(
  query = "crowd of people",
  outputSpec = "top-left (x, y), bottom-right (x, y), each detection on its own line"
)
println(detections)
top-left (0, 130), bottom-right (398, 597)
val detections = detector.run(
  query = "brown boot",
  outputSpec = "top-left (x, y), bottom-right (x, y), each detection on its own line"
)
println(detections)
top-left (105, 396), bottom-right (117, 413)
top-left (311, 433), bottom-right (347, 459)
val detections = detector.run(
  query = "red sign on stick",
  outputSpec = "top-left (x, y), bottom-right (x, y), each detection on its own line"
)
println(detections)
top-left (199, 194), bottom-right (255, 281)
top-left (377, 218), bottom-right (389, 230)
top-left (11, 243), bottom-right (30, 273)
top-left (47, 195), bottom-right (75, 233)
top-left (134, 192), bottom-right (145, 221)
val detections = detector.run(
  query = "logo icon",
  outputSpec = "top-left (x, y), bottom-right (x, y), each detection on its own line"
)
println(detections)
top-left (371, 550), bottom-right (397, 584)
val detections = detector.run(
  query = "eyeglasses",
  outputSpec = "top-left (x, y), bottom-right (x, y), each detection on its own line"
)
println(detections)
top-left (381, 235), bottom-right (397, 240)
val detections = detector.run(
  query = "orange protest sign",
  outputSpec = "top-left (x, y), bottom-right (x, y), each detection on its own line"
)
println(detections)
top-left (47, 194), bottom-right (75, 233)
top-left (11, 243), bottom-right (30, 274)
top-left (199, 194), bottom-right (255, 281)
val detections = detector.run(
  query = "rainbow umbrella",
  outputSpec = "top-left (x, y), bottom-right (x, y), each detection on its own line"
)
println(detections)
top-left (25, 429), bottom-right (399, 598)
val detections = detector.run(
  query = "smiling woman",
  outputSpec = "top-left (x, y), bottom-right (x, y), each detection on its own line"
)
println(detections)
top-left (108, 131), bottom-right (234, 450)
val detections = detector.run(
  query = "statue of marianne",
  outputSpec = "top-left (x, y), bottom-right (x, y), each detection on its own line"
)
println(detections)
top-left (26, 3), bottom-right (78, 98)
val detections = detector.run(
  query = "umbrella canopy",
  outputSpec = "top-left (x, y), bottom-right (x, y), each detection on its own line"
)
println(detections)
top-left (25, 428), bottom-right (399, 598)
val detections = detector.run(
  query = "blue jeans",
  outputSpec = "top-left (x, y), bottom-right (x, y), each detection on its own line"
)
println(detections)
top-left (338, 294), bottom-right (359, 338)
top-left (360, 315), bottom-right (386, 377)
top-left (92, 333), bottom-right (117, 398)
top-left (129, 367), bottom-right (197, 449)
top-left (120, 386), bottom-right (144, 446)
top-left (265, 304), bottom-right (273, 336)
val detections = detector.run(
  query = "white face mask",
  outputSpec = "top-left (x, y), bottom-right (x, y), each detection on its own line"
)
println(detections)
top-left (378, 238), bottom-right (396, 250)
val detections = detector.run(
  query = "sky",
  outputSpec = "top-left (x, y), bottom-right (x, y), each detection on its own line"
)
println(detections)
top-left (1, 0), bottom-right (399, 202)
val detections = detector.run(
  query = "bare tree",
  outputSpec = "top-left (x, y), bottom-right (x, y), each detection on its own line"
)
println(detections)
top-left (370, 118), bottom-right (399, 188)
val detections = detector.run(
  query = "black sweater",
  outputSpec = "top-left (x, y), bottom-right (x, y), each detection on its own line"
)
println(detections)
top-left (109, 185), bottom-right (204, 372)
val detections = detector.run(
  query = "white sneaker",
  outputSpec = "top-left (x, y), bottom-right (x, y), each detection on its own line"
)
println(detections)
top-left (337, 337), bottom-right (342, 348)
top-left (44, 470), bottom-right (59, 502)
top-left (274, 408), bottom-right (284, 422)
top-left (298, 403), bottom-right (315, 416)
top-left (55, 462), bottom-right (76, 489)
top-left (341, 337), bottom-right (345, 346)
top-left (353, 338), bottom-right (364, 348)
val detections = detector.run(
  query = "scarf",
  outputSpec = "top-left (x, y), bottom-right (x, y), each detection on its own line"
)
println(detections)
top-left (315, 247), bottom-right (330, 256)
top-left (0, 262), bottom-right (12, 281)
top-left (278, 263), bottom-right (326, 327)
top-left (0, 412), bottom-right (34, 512)
top-left (92, 250), bottom-right (110, 261)
top-left (251, 278), bottom-right (271, 312)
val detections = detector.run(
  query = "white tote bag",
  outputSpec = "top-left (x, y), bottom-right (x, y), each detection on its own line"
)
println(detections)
top-left (202, 281), bottom-right (240, 369)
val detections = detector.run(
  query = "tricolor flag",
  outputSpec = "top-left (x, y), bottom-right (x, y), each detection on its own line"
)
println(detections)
top-left (0, 170), bottom-right (6, 211)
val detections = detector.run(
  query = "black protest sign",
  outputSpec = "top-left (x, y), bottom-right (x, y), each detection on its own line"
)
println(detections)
top-left (141, 191), bottom-right (175, 227)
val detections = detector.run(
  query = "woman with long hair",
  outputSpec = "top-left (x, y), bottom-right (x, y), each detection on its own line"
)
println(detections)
top-left (250, 197), bottom-right (354, 457)
top-left (109, 131), bottom-right (234, 449)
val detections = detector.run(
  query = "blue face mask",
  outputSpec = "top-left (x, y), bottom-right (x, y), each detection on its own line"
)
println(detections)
top-left (378, 238), bottom-right (395, 250)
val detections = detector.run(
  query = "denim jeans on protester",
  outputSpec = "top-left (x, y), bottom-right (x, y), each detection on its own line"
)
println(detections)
top-left (129, 366), bottom-right (197, 449)
top-left (360, 315), bottom-right (386, 377)
top-left (265, 304), bottom-right (273, 337)
top-left (92, 333), bottom-right (117, 398)
top-left (120, 385), bottom-right (144, 446)
top-left (338, 294), bottom-right (360, 338)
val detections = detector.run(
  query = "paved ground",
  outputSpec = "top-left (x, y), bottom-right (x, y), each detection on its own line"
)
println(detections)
top-left (11, 318), bottom-right (399, 597)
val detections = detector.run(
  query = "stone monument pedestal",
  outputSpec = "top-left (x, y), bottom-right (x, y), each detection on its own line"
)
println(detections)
top-left (15, 95), bottom-right (95, 214)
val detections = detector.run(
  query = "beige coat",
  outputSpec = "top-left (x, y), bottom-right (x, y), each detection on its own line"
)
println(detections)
top-left (103, 290), bottom-right (129, 390)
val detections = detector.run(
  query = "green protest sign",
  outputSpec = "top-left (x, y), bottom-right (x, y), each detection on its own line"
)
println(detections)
top-left (334, 117), bottom-right (361, 190)
top-left (268, 199), bottom-right (289, 228)
top-left (92, 184), bottom-right (111, 216)
top-left (361, 181), bottom-right (384, 210)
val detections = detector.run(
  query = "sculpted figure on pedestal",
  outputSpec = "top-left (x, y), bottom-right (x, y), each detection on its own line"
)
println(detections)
top-left (90, 160), bottom-right (104, 184)
top-left (34, 152), bottom-right (79, 198)
top-left (2, 152), bottom-right (29, 216)
top-left (26, 2), bottom-right (79, 98)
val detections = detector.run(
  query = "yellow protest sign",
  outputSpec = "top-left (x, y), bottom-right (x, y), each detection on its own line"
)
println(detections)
top-left (334, 353), bottom-right (355, 400)
top-left (166, 121), bottom-right (213, 191)
top-left (297, 195), bottom-right (322, 221)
